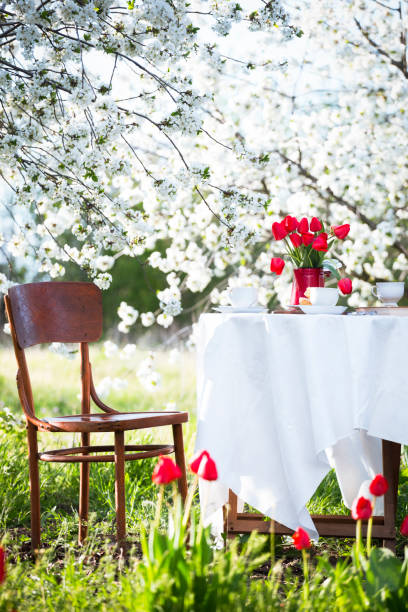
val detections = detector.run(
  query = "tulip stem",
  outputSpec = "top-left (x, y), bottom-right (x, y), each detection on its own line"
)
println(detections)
top-left (302, 549), bottom-right (309, 603)
top-left (182, 473), bottom-right (199, 527)
top-left (367, 499), bottom-right (375, 555)
top-left (367, 516), bottom-right (373, 556)
top-left (197, 482), bottom-right (210, 542)
top-left (155, 486), bottom-right (164, 528)
top-left (355, 519), bottom-right (362, 568)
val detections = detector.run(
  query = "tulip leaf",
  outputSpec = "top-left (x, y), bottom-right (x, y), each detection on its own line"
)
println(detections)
top-left (322, 260), bottom-right (341, 280)
top-left (364, 547), bottom-right (402, 597)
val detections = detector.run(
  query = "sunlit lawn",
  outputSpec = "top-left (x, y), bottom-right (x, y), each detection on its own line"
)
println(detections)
top-left (1, 345), bottom-right (408, 610)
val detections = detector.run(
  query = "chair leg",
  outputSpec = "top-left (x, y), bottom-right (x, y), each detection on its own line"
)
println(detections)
top-left (78, 432), bottom-right (90, 545)
top-left (172, 423), bottom-right (188, 503)
top-left (27, 422), bottom-right (41, 551)
top-left (114, 430), bottom-right (126, 547)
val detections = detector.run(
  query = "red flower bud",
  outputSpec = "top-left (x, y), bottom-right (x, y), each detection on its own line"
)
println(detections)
top-left (302, 232), bottom-right (314, 246)
top-left (272, 221), bottom-right (287, 241)
top-left (292, 527), bottom-right (311, 550)
top-left (197, 454), bottom-right (218, 481)
top-left (332, 224), bottom-right (350, 240)
top-left (189, 450), bottom-right (209, 474)
top-left (351, 496), bottom-right (372, 520)
top-left (0, 547), bottom-right (5, 585)
top-left (400, 515), bottom-right (408, 537)
top-left (270, 257), bottom-right (285, 275)
top-left (310, 217), bottom-right (322, 232)
top-left (190, 450), bottom-right (218, 481)
top-left (338, 278), bottom-right (352, 295)
top-left (283, 215), bottom-right (298, 232)
top-left (312, 234), bottom-right (328, 252)
top-left (289, 233), bottom-right (302, 249)
top-left (369, 474), bottom-right (388, 497)
top-left (298, 217), bottom-right (309, 234)
top-left (152, 455), bottom-right (182, 485)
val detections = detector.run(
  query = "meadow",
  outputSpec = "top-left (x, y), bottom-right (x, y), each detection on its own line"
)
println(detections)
top-left (1, 345), bottom-right (408, 611)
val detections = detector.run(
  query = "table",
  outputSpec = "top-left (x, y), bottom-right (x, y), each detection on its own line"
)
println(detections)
top-left (195, 313), bottom-right (404, 548)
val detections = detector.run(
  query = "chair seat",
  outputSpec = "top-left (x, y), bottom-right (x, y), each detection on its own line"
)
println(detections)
top-left (41, 411), bottom-right (188, 432)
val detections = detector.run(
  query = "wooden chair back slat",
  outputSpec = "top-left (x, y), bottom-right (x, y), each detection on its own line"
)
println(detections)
top-left (8, 282), bottom-right (102, 348)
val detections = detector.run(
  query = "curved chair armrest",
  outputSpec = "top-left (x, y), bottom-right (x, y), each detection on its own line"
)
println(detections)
top-left (89, 363), bottom-right (119, 414)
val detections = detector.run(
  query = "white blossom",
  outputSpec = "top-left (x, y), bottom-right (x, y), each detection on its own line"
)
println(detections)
top-left (104, 340), bottom-right (119, 358)
top-left (141, 312), bottom-right (155, 327)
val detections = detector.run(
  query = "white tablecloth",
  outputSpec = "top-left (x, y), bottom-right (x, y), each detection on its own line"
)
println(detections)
top-left (195, 313), bottom-right (408, 540)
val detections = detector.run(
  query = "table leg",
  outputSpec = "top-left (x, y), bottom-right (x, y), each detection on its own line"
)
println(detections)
top-left (382, 439), bottom-right (401, 550)
top-left (224, 489), bottom-right (238, 542)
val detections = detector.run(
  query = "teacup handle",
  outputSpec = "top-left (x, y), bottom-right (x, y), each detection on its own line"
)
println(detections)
top-left (372, 286), bottom-right (378, 298)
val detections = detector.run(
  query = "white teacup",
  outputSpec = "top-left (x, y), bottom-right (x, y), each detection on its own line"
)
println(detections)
top-left (309, 287), bottom-right (338, 307)
top-left (229, 287), bottom-right (258, 308)
top-left (372, 282), bottom-right (404, 307)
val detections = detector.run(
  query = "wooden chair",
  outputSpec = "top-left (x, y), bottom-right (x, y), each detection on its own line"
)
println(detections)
top-left (4, 281), bottom-right (188, 550)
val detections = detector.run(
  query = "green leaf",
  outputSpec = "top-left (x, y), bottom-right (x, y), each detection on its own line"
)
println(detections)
top-left (322, 261), bottom-right (341, 280)
top-left (364, 547), bottom-right (402, 597)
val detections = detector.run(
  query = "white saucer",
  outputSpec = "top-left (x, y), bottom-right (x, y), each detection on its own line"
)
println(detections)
top-left (213, 306), bottom-right (268, 313)
top-left (299, 305), bottom-right (347, 315)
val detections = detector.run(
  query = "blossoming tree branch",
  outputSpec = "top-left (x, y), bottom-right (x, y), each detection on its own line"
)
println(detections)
top-left (0, 0), bottom-right (297, 298)
top-left (0, 1), bottom-right (407, 359)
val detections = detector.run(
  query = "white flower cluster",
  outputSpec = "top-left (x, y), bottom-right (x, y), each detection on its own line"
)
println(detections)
top-left (0, 274), bottom-right (14, 295)
top-left (117, 301), bottom-right (139, 334)
top-left (157, 286), bottom-right (182, 317)
top-left (137, 352), bottom-right (162, 392)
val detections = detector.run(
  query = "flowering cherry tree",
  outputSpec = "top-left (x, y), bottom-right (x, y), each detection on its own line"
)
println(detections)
top-left (0, 0), bottom-right (298, 302)
top-left (0, 1), bottom-right (406, 368)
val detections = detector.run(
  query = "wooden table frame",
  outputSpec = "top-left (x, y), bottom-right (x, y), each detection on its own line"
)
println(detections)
top-left (224, 440), bottom-right (401, 550)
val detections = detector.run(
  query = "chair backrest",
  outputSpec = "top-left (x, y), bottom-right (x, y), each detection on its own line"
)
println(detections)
top-left (5, 282), bottom-right (103, 422)
top-left (8, 282), bottom-right (102, 348)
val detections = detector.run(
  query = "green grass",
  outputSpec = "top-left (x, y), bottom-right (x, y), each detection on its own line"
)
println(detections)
top-left (1, 345), bottom-right (408, 611)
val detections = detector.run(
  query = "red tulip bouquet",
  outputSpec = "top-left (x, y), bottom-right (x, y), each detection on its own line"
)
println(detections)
top-left (269, 215), bottom-right (353, 303)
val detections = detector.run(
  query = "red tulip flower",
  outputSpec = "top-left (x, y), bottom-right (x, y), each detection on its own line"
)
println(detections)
top-left (369, 474), bottom-right (388, 497)
top-left (400, 515), bottom-right (408, 537)
top-left (332, 224), bottom-right (350, 240)
top-left (152, 455), bottom-right (182, 485)
top-left (292, 527), bottom-right (311, 550)
top-left (310, 217), bottom-right (322, 232)
top-left (272, 221), bottom-right (287, 241)
top-left (270, 257), bottom-right (285, 275)
top-left (190, 449), bottom-right (218, 481)
top-left (338, 278), bottom-right (352, 295)
top-left (352, 496), bottom-right (372, 520)
top-left (283, 215), bottom-right (298, 232)
top-left (0, 547), bottom-right (5, 584)
top-left (302, 232), bottom-right (314, 247)
top-left (189, 450), bottom-right (209, 473)
top-left (197, 454), bottom-right (218, 481)
top-left (289, 233), bottom-right (302, 249)
top-left (312, 234), bottom-right (328, 252)
top-left (298, 217), bottom-right (309, 234)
